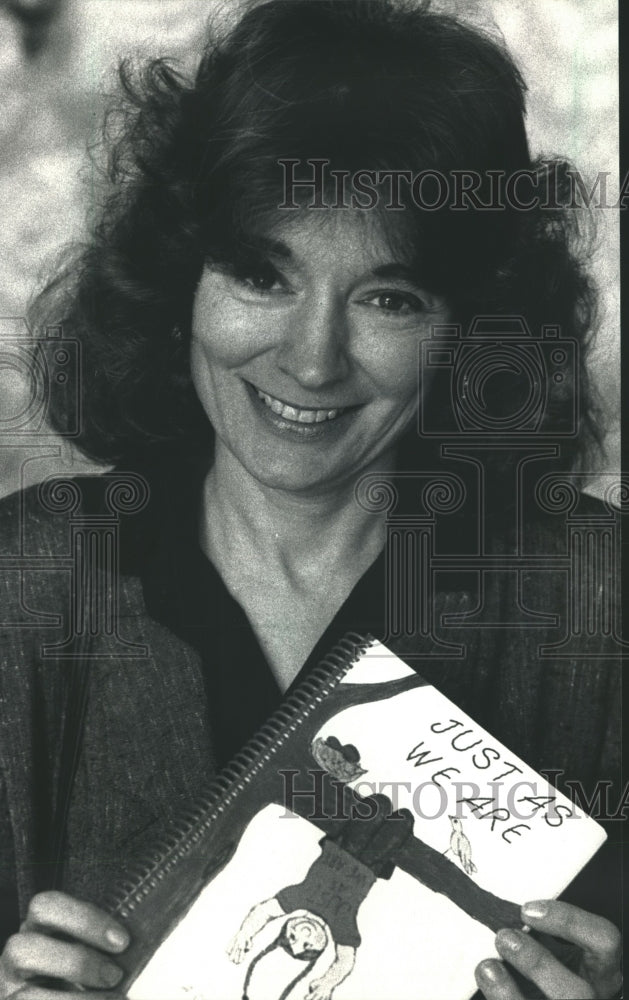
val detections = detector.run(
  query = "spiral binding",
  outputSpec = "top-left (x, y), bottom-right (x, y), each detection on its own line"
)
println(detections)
top-left (103, 632), bottom-right (374, 918)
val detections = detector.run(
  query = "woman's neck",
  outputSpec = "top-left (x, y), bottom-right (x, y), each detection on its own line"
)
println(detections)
top-left (200, 444), bottom-right (389, 586)
top-left (198, 443), bottom-right (397, 689)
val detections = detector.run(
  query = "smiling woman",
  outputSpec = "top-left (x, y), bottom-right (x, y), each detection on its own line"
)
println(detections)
top-left (192, 210), bottom-right (452, 682)
top-left (191, 212), bottom-right (448, 496)
top-left (0, 2), bottom-right (622, 999)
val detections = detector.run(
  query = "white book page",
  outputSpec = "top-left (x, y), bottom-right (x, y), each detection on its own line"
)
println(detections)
top-left (333, 640), bottom-right (606, 902)
top-left (129, 804), bottom-right (495, 1000)
top-left (129, 641), bottom-right (606, 1000)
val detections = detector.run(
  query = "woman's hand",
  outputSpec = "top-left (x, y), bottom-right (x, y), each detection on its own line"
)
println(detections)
top-left (0, 891), bottom-right (130, 999)
top-left (475, 900), bottom-right (622, 999)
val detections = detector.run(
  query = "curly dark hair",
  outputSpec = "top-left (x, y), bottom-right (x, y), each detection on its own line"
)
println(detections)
top-left (30, 0), bottom-right (603, 487)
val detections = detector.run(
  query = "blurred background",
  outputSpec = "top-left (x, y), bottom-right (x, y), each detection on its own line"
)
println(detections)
top-left (0, 0), bottom-right (619, 498)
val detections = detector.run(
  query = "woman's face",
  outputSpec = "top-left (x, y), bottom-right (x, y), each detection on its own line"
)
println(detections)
top-left (191, 210), bottom-right (449, 496)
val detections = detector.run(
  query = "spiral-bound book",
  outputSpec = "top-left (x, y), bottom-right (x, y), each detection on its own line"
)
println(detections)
top-left (103, 636), bottom-right (606, 1000)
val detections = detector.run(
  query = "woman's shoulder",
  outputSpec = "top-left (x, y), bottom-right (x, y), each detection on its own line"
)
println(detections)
top-left (0, 460), bottom-right (168, 559)
top-left (0, 472), bottom-right (120, 556)
top-left (487, 488), bottom-right (620, 555)
top-left (0, 454), bottom-right (204, 617)
top-left (0, 469), bottom-right (153, 623)
top-left (0, 479), bottom-right (75, 555)
top-left (0, 479), bottom-right (97, 631)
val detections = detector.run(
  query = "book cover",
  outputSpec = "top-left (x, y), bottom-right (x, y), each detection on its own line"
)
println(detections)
top-left (107, 637), bottom-right (606, 1000)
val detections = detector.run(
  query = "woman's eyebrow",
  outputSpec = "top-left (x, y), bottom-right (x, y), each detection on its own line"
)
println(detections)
top-left (242, 234), bottom-right (292, 261)
top-left (370, 262), bottom-right (420, 282)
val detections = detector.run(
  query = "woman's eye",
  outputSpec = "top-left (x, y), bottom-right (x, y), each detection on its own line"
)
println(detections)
top-left (236, 265), bottom-right (282, 294)
top-left (368, 291), bottom-right (424, 314)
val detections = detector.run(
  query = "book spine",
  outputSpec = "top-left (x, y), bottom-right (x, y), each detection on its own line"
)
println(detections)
top-left (103, 632), bottom-right (374, 917)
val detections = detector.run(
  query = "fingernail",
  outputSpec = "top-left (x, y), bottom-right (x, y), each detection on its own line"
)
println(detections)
top-left (100, 961), bottom-right (124, 986)
top-left (522, 900), bottom-right (548, 920)
top-left (477, 960), bottom-right (505, 983)
top-left (106, 925), bottom-right (130, 949)
top-left (496, 929), bottom-right (523, 952)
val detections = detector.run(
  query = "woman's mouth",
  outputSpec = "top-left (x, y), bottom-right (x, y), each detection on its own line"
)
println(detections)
top-left (243, 379), bottom-right (360, 441)
top-left (252, 385), bottom-right (349, 424)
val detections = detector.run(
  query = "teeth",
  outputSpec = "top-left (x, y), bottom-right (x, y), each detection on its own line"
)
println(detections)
top-left (255, 387), bottom-right (345, 423)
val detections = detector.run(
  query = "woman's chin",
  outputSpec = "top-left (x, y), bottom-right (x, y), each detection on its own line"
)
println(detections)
top-left (233, 457), bottom-right (357, 497)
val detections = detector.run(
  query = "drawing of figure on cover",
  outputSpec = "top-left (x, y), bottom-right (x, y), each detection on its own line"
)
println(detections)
top-left (228, 796), bottom-right (414, 1000)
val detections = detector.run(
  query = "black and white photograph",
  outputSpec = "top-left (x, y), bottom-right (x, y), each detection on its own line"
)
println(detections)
top-left (0, 2), bottom-right (624, 999)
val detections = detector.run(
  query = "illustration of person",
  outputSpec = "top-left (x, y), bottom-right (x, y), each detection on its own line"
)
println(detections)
top-left (302, 739), bottom-right (519, 932)
top-left (227, 795), bottom-right (414, 1000)
top-left (228, 898), bottom-right (353, 1000)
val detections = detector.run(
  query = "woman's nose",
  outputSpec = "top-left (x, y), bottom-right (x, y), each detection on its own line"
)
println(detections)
top-left (276, 293), bottom-right (350, 389)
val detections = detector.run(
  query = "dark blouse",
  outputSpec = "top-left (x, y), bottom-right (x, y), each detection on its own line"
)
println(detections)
top-left (0, 456), bottom-right (623, 972)
top-left (139, 460), bottom-right (390, 768)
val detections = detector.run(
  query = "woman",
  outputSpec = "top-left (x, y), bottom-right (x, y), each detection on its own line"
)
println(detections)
top-left (0, 1), bottom-right (622, 998)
